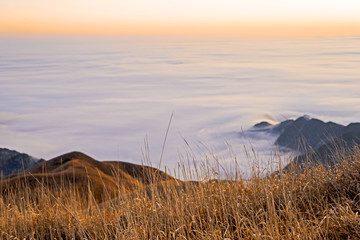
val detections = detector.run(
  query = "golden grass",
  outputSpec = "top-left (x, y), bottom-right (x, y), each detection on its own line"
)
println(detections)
top-left (1, 151), bottom-right (177, 203)
top-left (1, 147), bottom-right (360, 239)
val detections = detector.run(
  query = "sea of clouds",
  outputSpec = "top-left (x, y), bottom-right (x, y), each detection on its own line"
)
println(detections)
top-left (1, 35), bottom-right (360, 177)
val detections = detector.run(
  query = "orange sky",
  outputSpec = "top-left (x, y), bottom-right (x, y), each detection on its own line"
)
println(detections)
top-left (2, 22), bottom-right (359, 39)
top-left (1, 0), bottom-right (360, 38)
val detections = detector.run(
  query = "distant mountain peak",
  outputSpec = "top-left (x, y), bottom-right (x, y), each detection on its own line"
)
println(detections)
top-left (302, 114), bottom-right (311, 120)
top-left (275, 116), bottom-right (346, 151)
top-left (253, 121), bottom-right (272, 128)
top-left (0, 148), bottom-right (44, 178)
top-left (250, 115), bottom-right (360, 172)
top-left (250, 121), bottom-right (274, 133)
top-left (250, 115), bottom-right (360, 153)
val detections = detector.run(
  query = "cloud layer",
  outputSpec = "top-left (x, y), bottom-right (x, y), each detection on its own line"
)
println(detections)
top-left (1, 36), bottom-right (360, 175)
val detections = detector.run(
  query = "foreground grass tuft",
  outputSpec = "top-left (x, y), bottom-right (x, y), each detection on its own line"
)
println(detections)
top-left (1, 147), bottom-right (360, 239)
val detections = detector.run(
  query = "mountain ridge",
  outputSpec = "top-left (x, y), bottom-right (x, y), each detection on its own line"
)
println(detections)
top-left (250, 116), bottom-right (360, 171)
top-left (251, 115), bottom-right (360, 152)
top-left (284, 131), bottom-right (360, 171)
top-left (2, 151), bottom-right (178, 202)
top-left (0, 148), bottom-right (44, 178)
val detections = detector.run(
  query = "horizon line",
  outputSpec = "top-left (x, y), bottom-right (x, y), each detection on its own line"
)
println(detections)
top-left (1, 22), bottom-right (360, 39)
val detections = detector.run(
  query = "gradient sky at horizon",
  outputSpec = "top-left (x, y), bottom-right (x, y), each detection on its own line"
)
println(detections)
top-left (1, 0), bottom-right (360, 37)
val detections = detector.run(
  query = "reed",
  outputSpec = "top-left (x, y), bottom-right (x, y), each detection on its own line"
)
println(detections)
top-left (1, 146), bottom-right (360, 239)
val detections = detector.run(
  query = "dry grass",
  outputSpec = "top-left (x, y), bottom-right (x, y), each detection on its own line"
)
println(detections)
top-left (1, 147), bottom-right (360, 239)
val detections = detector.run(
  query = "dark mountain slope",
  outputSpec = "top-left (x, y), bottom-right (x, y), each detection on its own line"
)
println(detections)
top-left (250, 116), bottom-right (360, 153)
top-left (284, 132), bottom-right (360, 171)
top-left (0, 148), bottom-right (44, 177)
top-left (275, 116), bottom-right (345, 151)
top-left (250, 116), bottom-right (360, 172)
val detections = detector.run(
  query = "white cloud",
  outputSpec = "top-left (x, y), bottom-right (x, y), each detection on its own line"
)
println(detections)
top-left (1, 36), bottom-right (359, 174)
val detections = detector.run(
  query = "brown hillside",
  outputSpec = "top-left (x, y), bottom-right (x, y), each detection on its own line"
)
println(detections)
top-left (1, 151), bottom-right (178, 202)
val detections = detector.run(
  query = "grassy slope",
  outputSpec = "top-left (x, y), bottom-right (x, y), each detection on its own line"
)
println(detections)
top-left (1, 151), bottom-right (177, 202)
top-left (1, 148), bottom-right (360, 239)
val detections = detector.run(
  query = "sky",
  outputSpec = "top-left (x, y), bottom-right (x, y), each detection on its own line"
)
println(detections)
top-left (1, 0), bottom-right (360, 37)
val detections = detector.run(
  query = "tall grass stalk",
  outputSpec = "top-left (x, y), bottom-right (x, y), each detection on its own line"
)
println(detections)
top-left (1, 147), bottom-right (360, 239)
